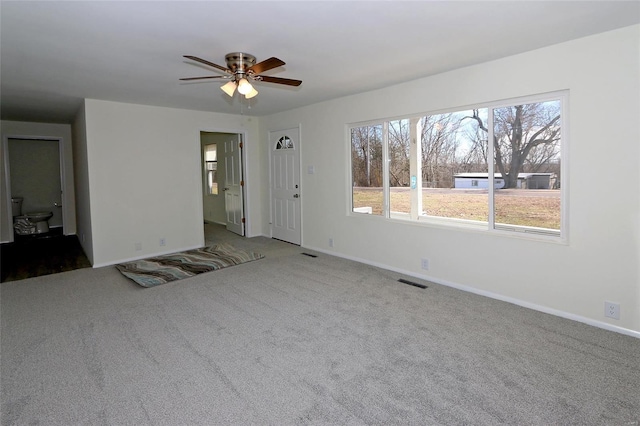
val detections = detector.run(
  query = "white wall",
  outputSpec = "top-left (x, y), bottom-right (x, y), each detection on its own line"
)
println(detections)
top-left (261, 25), bottom-right (640, 335)
top-left (0, 120), bottom-right (77, 242)
top-left (82, 100), bottom-right (261, 267)
top-left (72, 103), bottom-right (94, 264)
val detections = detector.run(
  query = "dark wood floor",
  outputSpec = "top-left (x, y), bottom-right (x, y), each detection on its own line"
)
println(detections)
top-left (0, 228), bottom-right (91, 283)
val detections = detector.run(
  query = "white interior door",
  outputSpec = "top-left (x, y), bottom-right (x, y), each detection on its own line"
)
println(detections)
top-left (270, 128), bottom-right (301, 245)
top-left (223, 135), bottom-right (244, 236)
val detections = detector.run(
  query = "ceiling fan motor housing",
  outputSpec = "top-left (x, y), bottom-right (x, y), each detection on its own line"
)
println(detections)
top-left (225, 52), bottom-right (256, 76)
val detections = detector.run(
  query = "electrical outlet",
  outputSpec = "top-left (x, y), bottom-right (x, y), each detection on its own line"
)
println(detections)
top-left (421, 258), bottom-right (429, 270)
top-left (159, 238), bottom-right (166, 246)
top-left (329, 238), bottom-right (334, 248)
top-left (135, 242), bottom-right (142, 251)
top-left (604, 301), bottom-right (620, 320)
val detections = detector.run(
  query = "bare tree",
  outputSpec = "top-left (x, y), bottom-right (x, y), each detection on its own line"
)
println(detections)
top-left (421, 113), bottom-right (461, 187)
top-left (388, 120), bottom-right (410, 186)
top-left (458, 118), bottom-right (489, 172)
top-left (464, 102), bottom-right (560, 188)
top-left (351, 125), bottom-right (383, 187)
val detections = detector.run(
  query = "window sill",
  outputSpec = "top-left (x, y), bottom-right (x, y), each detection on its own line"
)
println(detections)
top-left (349, 210), bottom-right (567, 245)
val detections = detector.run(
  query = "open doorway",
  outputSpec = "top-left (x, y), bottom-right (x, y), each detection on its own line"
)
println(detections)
top-left (200, 131), bottom-right (245, 236)
top-left (4, 136), bottom-right (66, 242)
top-left (1, 135), bottom-right (90, 282)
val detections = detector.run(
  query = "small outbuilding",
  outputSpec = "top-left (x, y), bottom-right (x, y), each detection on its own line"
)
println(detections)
top-left (453, 173), bottom-right (556, 189)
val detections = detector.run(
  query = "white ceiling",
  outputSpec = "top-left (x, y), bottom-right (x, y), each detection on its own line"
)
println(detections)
top-left (1, 1), bottom-right (639, 124)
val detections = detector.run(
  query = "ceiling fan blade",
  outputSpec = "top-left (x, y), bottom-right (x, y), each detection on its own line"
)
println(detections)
top-left (183, 55), bottom-right (230, 73)
top-left (248, 57), bottom-right (285, 74)
top-left (258, 75), bottom-right (302, 87)
top-left (179, 76), bottom-right (226, 81)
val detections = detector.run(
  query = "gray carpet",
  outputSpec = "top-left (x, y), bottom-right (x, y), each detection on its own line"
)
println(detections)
top-left (1, 224), bottom-right (639, 425)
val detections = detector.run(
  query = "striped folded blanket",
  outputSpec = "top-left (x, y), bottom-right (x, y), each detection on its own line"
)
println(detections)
top-left (116, 242), bottom-right (264, 288)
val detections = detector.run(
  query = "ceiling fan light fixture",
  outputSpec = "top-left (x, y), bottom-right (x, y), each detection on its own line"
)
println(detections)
top-left (245, 87), bottom-right (259, 99)
top-left (221, 80), bottom-right (237, 96)
top-left (237, 78), bottom-right (253, 95)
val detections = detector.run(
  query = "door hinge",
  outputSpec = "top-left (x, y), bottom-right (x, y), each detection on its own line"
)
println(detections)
top-left (241, 218), bottom-right (246, 223)
top-left (240, 180), bottom-right (244, 186)
top-left (239, 142), bottom-right (243, 149)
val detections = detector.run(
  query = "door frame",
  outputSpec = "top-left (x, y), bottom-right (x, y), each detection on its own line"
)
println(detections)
top-left (3, 135), bottom-right (66, 243)
top-left (268, 125), bottom-right (302, 244)
top-left (197, 127), bottom-right (248, 239)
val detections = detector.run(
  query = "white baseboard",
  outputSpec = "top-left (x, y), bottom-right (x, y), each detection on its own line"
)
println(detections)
top-left (251, 233), bottom-right (271, 239)
top-left (305, 245), bottom-right (640, 339)
top-left (92, 244), bottom-right (203, 268)
top-left (204, 220), bottom-right (226, 226)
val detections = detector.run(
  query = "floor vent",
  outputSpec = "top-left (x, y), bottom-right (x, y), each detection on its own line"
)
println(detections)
top-left (398, 278), bottom-right (428, 289)
top-left (301, 253), bottom-right (318, 258)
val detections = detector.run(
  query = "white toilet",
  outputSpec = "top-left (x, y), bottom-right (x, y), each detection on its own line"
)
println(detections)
top-left (12, 197), bottom-right (54, 235)
top-left (25, 211), bottom-right (54, 233)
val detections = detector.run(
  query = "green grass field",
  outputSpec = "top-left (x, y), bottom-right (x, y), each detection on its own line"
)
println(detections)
top-left (353, 188), bottom-right (561, 230)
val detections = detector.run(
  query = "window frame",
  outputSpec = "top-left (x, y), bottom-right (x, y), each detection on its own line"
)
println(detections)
top-left (348, 90), bottom-right (569, 244)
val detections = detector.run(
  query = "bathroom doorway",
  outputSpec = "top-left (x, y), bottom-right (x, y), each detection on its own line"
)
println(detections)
top-left (4, 137), bottom-right (65, 242)
top-left (200, 131), bottom-right (245, 236)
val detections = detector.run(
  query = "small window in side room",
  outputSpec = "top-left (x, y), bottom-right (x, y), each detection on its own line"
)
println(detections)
top-left (204, 143), bottom-right (218, 195)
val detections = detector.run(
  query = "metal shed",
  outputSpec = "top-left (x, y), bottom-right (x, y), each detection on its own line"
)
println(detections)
top-left (453, 173), bottom-right (556, 189)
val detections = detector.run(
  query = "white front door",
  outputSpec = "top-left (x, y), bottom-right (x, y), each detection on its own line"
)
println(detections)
top-left (223, 136), bottom-right (244, 236)
top-left (270, 128), bottom-right (301, 245)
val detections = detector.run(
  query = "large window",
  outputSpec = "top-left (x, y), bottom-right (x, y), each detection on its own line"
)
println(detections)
top-left (350, 92), bottom-right (566, 239)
